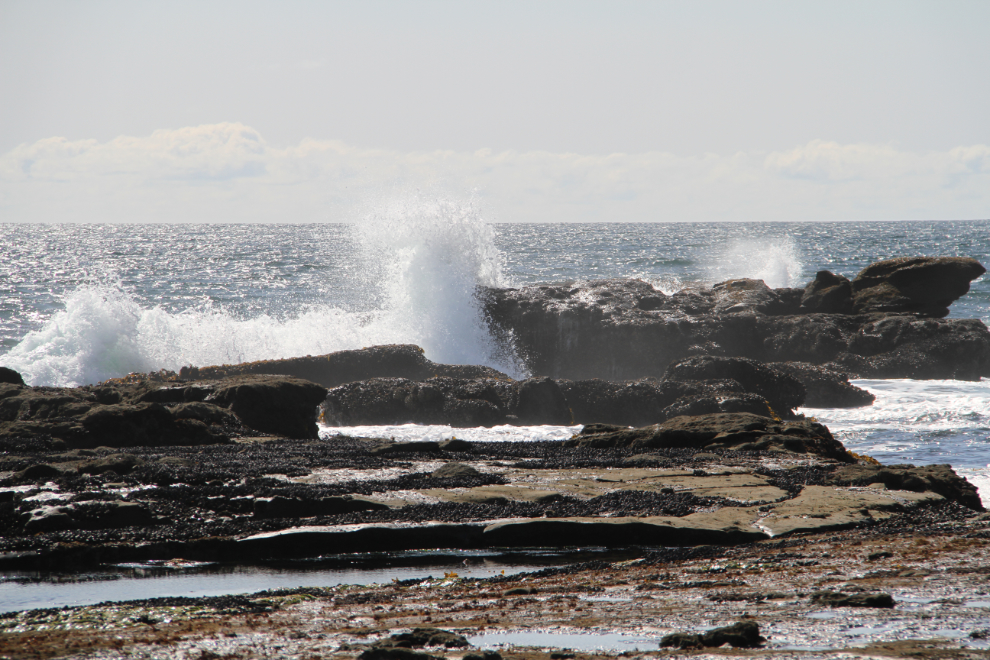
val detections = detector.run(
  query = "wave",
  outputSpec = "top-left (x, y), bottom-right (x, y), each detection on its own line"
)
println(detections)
top-left (2, 195), bottom-right (525, 386)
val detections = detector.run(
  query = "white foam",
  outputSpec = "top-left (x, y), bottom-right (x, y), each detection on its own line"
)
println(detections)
top-left (955, 468), bottom-right (990, 509)
top-left (800, 379), bottom-right (990, 436)
top-left (3, 195), bottom-right (525, 386)
top-left (320, 423), bottom-right (583, 444)
top-left (801, 377), bottom-right (990, 504)
top-left (710, 235), bottom-right (803, 288)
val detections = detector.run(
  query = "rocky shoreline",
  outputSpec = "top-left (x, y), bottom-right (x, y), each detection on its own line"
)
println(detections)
top-left (1, 255), bottom-right (989, 658)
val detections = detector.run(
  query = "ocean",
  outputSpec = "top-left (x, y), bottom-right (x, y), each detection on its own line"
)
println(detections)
top-left (2, 208), bottom-right (989, 503)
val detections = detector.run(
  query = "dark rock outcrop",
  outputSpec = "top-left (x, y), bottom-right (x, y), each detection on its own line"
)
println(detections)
top-left (179, 344), bottom-right (509, 388)
top-left (320, 357), bottom-right (867, 427)
top-left (811, 591), bottom-right (895, 608)
top-left (661, 620), bottom-right (765, 649)
top-left (663, 356), bottom-right (806, 414)
top-left (557, 378), bottom-right (747, 427)
top-left (567, 412), bottom-right (854, 462)
top-left (481, 257), bottom-right (989, 381)
top-left (0, 367), bottom-right (25, 386)
top-left (852, 257), bottom-right (986, 317)
top-left (322, 376), bottom-right (569, 428)
top-left (768, 362), bottom-right (875, 408)
top-left (0, 374), bottom-right (327, 445)
top-left (801, 271), bottom-right (854, 314)
top-left (206, 375), bottom-right (327, 439)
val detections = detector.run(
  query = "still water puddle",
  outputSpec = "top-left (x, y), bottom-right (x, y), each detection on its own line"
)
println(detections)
top-left (468, 630), bottom-right (658, 652)
top-left (0, 548), bottom-right (636, 614)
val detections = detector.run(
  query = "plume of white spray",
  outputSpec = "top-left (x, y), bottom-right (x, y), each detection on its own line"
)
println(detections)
top-left (3, 194), bottom-right (525, 386)
top-left (355, 193), bottom-right (520, 372)
top-left (710, 235), bottom-right (803, 288)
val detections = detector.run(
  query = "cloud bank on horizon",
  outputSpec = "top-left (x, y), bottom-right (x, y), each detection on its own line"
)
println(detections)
top-left (2, 0), bottom-right (988, 223)
top-left (1, 122), bottom-right (987, 223)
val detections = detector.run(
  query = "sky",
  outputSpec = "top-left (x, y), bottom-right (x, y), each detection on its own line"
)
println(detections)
top-left (1, 0), bottom-right (988, 223)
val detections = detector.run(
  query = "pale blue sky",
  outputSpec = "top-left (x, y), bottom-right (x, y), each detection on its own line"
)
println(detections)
top-left (1, 0), bottom-right (988, 222)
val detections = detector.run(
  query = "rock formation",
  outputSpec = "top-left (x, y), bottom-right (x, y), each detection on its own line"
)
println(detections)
top-left (481, 257), bottom-right (988, 380)
top-left (0, 372), bottom-right (327, 446)
top-left (178, 344), bottom-right (509, 387)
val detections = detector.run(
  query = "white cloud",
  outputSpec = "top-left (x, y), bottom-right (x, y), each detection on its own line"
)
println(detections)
top-left (1, 124), bottom-right (987, 223)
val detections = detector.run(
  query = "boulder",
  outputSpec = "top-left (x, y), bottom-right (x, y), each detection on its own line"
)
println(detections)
top-left (322, 376), bottom-right (572, 427)
top-left (768, 362), bottom-right (874, 408)
top-left (432, 463), bottom-right (482, 479)
top-left (663, 356), bottom-right (806, 414)
top-left (556, 378), bottom-right (747, 427)
top-left (852, 257), bottom-right (986, 317)
top-left (514, 377), bottom-right (572, 425)
top-left (0, 367), bottom-right (25, 386)
top-left (658, 393), bottom-right (774, 419)
top-left (23, 505), bottom-right (76, 532)
top-left (373, 627), bottom-right (471, 649)
top-left (77, 402), bottom-right (218, 448)
top-left (206, 375), bottom-right (327, 439)
top-left (711, 278), bottom-right (798, 316)
top-left (800, 271), bottom-right (854, 314)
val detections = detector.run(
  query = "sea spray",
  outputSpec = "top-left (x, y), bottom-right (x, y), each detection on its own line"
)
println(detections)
top-left (2, 197), bottom-right (525, 386)
top-left (710, 235), bottom-right (803, 288)
top-left (354, 194), bottom-right (525, 376)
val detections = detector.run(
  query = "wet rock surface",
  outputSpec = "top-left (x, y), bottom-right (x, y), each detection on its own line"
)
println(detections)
top-left (1, 417), bottom-right (982, 570)
top-left (179, 344), bottom-right (511, 387)
top-left (3, 522), bottom-right (990, 659)
top-left (321, 357), bottom-right (873, 428)
top-left (0, 373), bottom-right (327, 447)
top-left (566, 412), bottom-right (854, 463)
top-left (481, 256), bottom-right (990, 380)
top-left (660, 619), bottom-right (765, 649)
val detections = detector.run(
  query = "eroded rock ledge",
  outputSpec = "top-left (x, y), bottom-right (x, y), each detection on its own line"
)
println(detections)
top-left (0, 429), bottom-right (982, 570)
top-left (481, 256), bottom-right (989, 380)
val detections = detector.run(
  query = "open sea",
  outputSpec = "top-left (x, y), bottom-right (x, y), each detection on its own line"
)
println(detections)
top-left (2, 209), bottom-right (989, 504)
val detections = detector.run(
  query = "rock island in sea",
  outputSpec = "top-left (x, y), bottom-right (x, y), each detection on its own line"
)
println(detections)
top-left (1, 256), bottom-right (989, 659)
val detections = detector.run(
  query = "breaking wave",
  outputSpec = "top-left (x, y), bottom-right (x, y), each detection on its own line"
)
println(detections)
top-left (2, 195), bottom-right (523, 386)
